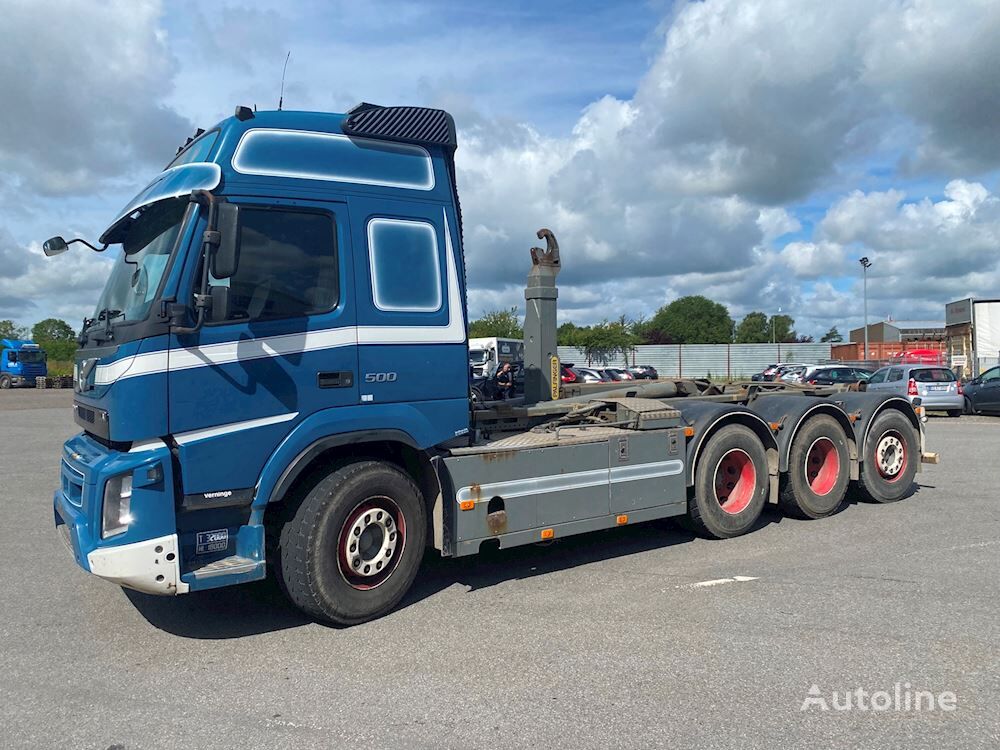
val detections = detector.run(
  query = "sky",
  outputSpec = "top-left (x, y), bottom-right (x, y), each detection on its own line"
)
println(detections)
top-left (2, 0), bottom-right (1000, 339)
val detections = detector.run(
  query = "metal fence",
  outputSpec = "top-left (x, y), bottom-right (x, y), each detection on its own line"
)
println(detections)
top-left (558, 343), bottom-right (833, 380)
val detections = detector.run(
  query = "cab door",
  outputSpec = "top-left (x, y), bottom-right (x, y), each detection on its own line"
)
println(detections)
top-left (168, 198), bottom-right (358, 499)
top-left (349, 196), bottom-right (468, 409)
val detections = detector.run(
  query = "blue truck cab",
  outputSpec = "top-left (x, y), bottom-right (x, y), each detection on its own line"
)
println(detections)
top-left (52, 105), bottom-right (470, 612)
top-left (1, 339), bottom-right (47, 388)
top-left (48, 103), bottom-right (932, 625)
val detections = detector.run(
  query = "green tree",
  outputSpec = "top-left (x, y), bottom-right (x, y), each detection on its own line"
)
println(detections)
top-left (735, 311), bottom-right (770, 343)
top-left (770, 314), bottom-right (797, 343)
top-left (32, 318), bottom-right (75, 342)
top-left (647, 296), bottom-right (734, 344)
top-left (579, 319), bottom-right (638, 366)
top-left (0, 320), bottom-right (29, 340)
top-left (468, 307), bottom-right (522, 338)
top-left (557, 321), bottom-right (589, 347)
top-left (820, 326), bottom-right (843, 343)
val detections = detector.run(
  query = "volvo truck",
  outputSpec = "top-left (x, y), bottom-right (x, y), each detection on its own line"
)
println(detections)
top-left (46, 104), bottom-right (936, 625)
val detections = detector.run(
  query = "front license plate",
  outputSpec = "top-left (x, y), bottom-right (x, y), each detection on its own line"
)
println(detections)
top-left (196, 529), bottom-right (229, 554)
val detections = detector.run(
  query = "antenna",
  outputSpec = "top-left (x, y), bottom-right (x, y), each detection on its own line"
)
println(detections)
top-left (278, 51), bottom-right (291, 111)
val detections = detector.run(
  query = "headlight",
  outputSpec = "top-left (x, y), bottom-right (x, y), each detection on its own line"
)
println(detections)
top-left (102, 473), bottom-right (133, 538)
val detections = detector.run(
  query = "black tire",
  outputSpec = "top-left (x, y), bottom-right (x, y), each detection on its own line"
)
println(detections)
top-left (274, 459), bottom-right (426, 626)
top-left (855, 410), bottom-right (918, 504)
top-left (963, 398), bottom-right (975, 415)
top-left (778, 415), bottom-right (850, 519)
top-left (686, 424), bottom-right (769, 539)
top-left (946, 409), bottom-right (962, 418)
top-left (0, 374), bottom-right (11, 389)
top-left (470, 385), bottom-right (484, 404)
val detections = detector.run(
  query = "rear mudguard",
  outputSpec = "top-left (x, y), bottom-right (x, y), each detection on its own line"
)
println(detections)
top-left (673, 401), bottom-right (780, 501)
top-left (824, 392), bottom-right (922, 467)
top-left (745, 394), bottom-right (858, 476)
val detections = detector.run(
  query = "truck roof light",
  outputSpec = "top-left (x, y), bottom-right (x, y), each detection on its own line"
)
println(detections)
top-left (235, 105), bottom-right (255, 122)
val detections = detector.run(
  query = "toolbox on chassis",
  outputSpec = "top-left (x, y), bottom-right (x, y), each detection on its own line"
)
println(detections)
top-left (47, 103), bottom-right (937, 625)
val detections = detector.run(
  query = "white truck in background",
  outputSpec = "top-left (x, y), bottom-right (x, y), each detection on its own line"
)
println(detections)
top-left (468, 337), bottom-right (523, 377)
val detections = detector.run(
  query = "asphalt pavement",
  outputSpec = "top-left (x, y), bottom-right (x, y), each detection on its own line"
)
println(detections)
top-left (1, 390), bottom-right (998, 749)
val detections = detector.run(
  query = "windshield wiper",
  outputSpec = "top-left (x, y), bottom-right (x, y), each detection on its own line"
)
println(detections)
top-left (81, 308), bottom-right (123, 345)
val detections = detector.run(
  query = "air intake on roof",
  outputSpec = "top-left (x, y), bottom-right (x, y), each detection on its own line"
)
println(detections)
top-left (343, 103), bottom-right (457, 151)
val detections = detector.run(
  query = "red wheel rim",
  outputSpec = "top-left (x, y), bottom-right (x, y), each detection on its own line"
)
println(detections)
top-left (804, 437), bottom-right (839, 496)
top-left (337, 496), bottom-right (406, 591)
top-left (714, 448), bottom-right (757, 515)
top-left (874, 430), bottom-right (907, 482)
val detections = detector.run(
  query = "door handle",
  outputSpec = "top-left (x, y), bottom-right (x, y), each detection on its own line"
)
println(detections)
top-left (318, 371), bottom-right (354, 389)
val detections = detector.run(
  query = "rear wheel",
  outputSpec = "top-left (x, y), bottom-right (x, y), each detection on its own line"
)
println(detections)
top-left (947, 409), bottom-right (962, 418)
top-left (686, 424), bottom-right (769, 539)
top-left (778, 416), bottom-right (850, 519)
top-left (274, 459), bottom-right (426, 625)
top-left (856, 410), bottom-right (918, 503)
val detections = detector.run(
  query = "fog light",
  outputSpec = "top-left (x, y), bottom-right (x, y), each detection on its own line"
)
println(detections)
top-left (102, 474), bottom-right (133, 538)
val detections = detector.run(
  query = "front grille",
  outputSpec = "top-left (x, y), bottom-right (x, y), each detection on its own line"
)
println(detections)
top-left (61, 460), bottom-right (84, 508)
top-left (76, 406), bottom-right (96, 424)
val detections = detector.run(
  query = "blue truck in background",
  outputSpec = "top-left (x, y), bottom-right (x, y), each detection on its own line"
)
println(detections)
top-left (44, 103), bottom-right (937, 625)
top-left (1, 339), bottom-right (47, 388)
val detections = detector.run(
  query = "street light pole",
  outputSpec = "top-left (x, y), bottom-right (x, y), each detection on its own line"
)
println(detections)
top-left (859, 257), bottom-right (872, 362)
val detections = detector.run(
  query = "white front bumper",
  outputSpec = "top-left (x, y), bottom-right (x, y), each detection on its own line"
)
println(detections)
top-left (87, 533), bottom-right (189, 595)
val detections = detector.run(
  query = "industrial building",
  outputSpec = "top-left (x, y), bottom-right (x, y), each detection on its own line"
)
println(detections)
top-left (945, 298), bottom-right (1000, 377)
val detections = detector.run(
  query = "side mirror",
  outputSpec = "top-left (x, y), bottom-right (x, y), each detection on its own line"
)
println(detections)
top-left (212, 203), bottom-right (240, 279)
top-left (43, 236), bottom-right (69, 256)
top-left (210, 285), bottom-right (230, 323)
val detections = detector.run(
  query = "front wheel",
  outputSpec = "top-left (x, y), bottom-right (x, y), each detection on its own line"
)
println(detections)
top-left (856, 410), bottom-right (918, 503)
top-left (0, 374), bottom-right (11, 389)
top-left (685, 424), bottom-right (769, 539)
top-left (274, 459), bottom-right (426, 625)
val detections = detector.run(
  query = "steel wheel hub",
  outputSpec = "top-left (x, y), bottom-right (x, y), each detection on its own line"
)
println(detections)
top-left (875, 433), bottom-right (905, 478)
top-left (338, 497), bottom-right (404, 590)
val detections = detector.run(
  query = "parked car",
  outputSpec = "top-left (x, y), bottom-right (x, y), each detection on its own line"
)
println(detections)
top-left (865, 364), bottom-right (963, 416)
top-left (628, 365), bottom-right (659, 380)
top-left (802, 366), bottom-right (873, 385)
top-left (778, 365), bottom-right (810, 383)
top-left (560, 364), bottom-right (578, 384)
top-left (963, 365), bottom-right (1000, 414)
top-left (601, 368), bottom-right (634, 381)
top-left (574, 367), bottom-right (609, 383)
top-left (752, 362), bottom-right (807, 382)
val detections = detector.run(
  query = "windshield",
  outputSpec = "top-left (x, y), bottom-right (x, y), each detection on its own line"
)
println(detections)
top-left (17, 350), bottom-right (46, 364)
top-left (469, 349), bottom-right (488, 364)
top-left (91, 198), bottom-right (188, 328)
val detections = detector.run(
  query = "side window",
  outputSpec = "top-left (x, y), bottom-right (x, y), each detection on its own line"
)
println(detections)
top-left (868, 368), bottom-right (887, 383)
top-left (887, 368), bottom-right (904, 382)
top-left (367, 218), bottom-right (441, 312)
top-left (982, 368), bottom-right (1000, 383)
top-left (223, 209), bottom-right (338, 322)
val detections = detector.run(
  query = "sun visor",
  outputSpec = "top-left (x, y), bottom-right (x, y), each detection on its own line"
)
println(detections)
top-left (100, 163), bottom-right (221, 245)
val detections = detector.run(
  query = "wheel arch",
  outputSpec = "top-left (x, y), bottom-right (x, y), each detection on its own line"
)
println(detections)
top-left (257, 430), bottom-right (442, 548)
top-left (679, 403), bottom-right (779, 502)
top-left (749, 398), bottom-right (858, 475)
top-left (862, 397), bottom-right (921, 448)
